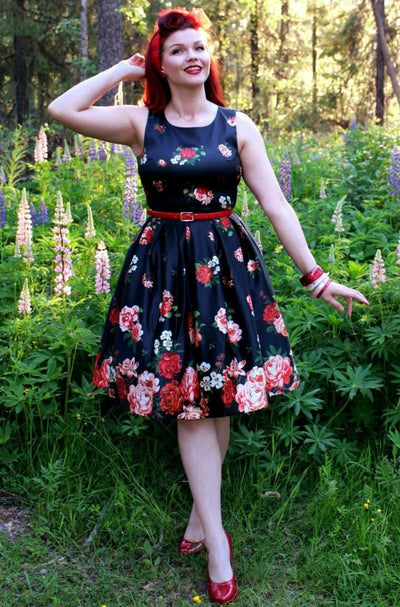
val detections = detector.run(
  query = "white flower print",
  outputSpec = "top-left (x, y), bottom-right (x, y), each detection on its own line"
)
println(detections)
top-left (128, 255), bottom-right (139, 273)
top-left (154, 339), bottom-right (160, 355)
top-left (219, 195), bottom-right (231, 208)
top-left (160, 330), bottom-right (173, 350)
top-left (198, 362), bottom-right (211, 373)
top-left (200, 376), bottom-right (212, 391)
top-left (210, 371), bottom-right (224, 389)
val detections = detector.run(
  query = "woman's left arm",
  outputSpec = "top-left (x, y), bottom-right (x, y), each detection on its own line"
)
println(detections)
top-left (236, 112), bottom-right (369, 316)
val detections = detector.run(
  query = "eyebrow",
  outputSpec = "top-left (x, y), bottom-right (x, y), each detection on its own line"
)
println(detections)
top-left (166, 40), bottom-right (204, 50)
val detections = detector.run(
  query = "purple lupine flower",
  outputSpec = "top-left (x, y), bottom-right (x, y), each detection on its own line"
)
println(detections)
top-left (30, 203), bottom-right (38, 227)
top-left (74, 134), bottom-right (83, 157)
top-left (98, 141), bottom-right (108, 160)
top-left (389, 146), bottom-right (400, 196)
top-left (349, 118), bottom-right (357, 132)
top-left (123, 148), bottom-right (143, 226)
top-left (371, 249), bottom-right (386, 289)
top-left (94, 240), bottom-right (111, 294)
top-left (89, 140), bottom-right (98, 160)
top-left (279, 153), bottom-right (291, 202)
top-left (0, 189), bottom-right (6, 227)
top-left (331, 198), bottom-right (345, 233)
top-left (34, 126), bottom-right (48, 163)
top-left (53, 191), bottom-right (73, 297)
top-left (38, 198), bottom-right (49, 224)
top-left (18, 278), bottom-right (32, 315)
top-left (15, 188), bottom-right (34, 262)
top-left (85, 205), bottom-right (96, 239)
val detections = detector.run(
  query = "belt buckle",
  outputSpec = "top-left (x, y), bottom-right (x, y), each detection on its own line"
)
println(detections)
top-left (180, 211), bottom-right (194, 222)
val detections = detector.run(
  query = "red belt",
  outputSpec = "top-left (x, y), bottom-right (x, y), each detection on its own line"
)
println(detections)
top-left (147, 208), bottom-right (232, 222)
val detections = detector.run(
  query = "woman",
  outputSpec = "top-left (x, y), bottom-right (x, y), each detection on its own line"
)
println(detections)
top-left (48, 8), bottom-right (368, 604)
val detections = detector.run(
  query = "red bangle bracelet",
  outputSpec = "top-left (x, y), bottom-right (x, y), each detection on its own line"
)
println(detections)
top-left (300, 265), bottom-right (324, 287)
top-left (316, 279), bottom-right (332, 298)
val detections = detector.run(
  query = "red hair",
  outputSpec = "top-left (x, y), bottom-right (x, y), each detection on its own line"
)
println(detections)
top-left (142, 8), bottom-right (225, 113)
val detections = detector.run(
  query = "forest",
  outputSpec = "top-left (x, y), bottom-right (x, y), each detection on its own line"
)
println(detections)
top-left (1, 1), bottom-right (400, 606)
top-left (3, 0), bottom-right (400, 133)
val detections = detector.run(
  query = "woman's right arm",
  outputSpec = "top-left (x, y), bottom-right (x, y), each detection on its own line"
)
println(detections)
top-left (47, 54), bottom-right (147, 148)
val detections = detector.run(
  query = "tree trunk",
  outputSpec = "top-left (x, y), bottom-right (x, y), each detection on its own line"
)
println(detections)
top-left (276, 0), bottom-right (289, 108)
top-left (80, 0), bottom-right (88, 81)
top-left (96, 0), bottom-right (123, 105)
top-left (311, 11), bottom-right (318, 125)
top-left (370, 0), bottom-right (400, 109)
top-left (13, 0), bottom-right (32, 124)
top-left (249, 0), bottom-right (261, 122)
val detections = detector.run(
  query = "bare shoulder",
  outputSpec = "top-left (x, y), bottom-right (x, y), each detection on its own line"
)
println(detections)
top-left (235, 111), bottom-right (264, 153)
top-left (126, 105), bottom-right (149, 154)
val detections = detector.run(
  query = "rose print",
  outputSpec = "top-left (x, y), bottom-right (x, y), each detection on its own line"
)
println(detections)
top-left (177, 404), bottom-right (205, 420)
top-left (158, 351), bottom-right (183, 379)
top-left (108, 306), bottom-right (120, 325)
top-left (221, 377), bottom-right (236, 405)
top-left (127, 383), bottom-right (154, 416)
top-left (236, 378), bottom-right (268, 413)
top-left (234, 248), bottom-right (244, 262)
top-left (93, 355), bottom-right (112, 388)
top-left (116, 357), bottom-right (139, 378)
top-left (139, 226), bottom-right (154, 245)
top-left (273, 315), bottom-right (288, 336)
top-left (218, 143), bottom-right (233, 158)
top-left (180, 367), bottom-right (200, 403)
top-left (194, 186), bottom-right (214, 205)
top-left (263, 302), bottom-right (280, 322)
top-left (195, 264), bottom-right (214, 285)
top-left (247, 260), bottom-right (259, 273)
top-left (170, 145), bottom-right (206, 165)
top-left (159, 381), bottom-right (182, 415)
top-left (263, 355), bottom-right (293, 392)
top-left (159, 289), bottom-right (174, 317)
top-left (227, 320), bottom-right (242, 343)
top-left (214, 308), bottom-right (228, 333)
top-left (119, 305), bottom-right (140, 332)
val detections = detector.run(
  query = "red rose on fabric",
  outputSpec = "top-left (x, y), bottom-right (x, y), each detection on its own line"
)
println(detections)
top-left (220, 217), bottom-right (231, 228)
top-left (127, 384), bottom-right (154, 416)
top-left (180, 147), bottom-right (196, 159)
top-left (263, 302), bottom-right (279, 322)
top-left (158, 352), bottom-right (182, 379)
top-left (222, 377), bottom-right (236, 406)
top-left (236, 378), bottom-right (268, 413)
top-left (92, 355), bottom-right (112, 389)
top-left (109, 306), bottom-right (120, 325)
top-left (196, 264), bottom-right (213, 284)
top-left (139, 226), bottom-right (154, 245)
top-left (115, 372), bottom-right (128, 401)
top-left (160, 380), bottom-right (182, 415)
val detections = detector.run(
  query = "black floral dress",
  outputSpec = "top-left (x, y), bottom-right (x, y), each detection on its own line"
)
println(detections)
top-left (93, 107), bottom-right (300, 419)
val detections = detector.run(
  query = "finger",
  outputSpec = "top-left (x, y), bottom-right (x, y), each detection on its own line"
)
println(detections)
top-left (346, 297), bottom-right (353, 318)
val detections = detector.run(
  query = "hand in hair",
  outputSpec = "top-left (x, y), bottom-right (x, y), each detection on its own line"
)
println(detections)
top-left (120, 53), bottom-right (146, 82)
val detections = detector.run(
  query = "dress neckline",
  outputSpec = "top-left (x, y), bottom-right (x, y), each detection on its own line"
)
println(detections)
top-left (162, 106), bottom-right (220, 129)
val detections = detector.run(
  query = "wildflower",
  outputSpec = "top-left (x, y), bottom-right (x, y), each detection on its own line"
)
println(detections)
top-left (95, 240), bottom-right (111, 294)
top-left (15, 188), bottom-right (34, 262)
top-left (370, 517), bottom-right (375, 522)
top-left (38, 198), bottom-right (49, 224)
top-left (319, 183), bottom-right (327, 199)
top-left (89, 140), bottom-right (98, 160)
top-left (123, 148), bottom-right (143, 226)
top-left (241, 188), bottom-right (249, 217)
top-left (62, 140), bottom-right (72, 163)
top-left (396, 237), bottom-right (400, 265)
top-left (30, 203), bottom-right (38, 227)
top-left (54, 148), bottom-right (63, 166)
top-left (371, 249), bottom-right (386, 289)
top-left (65, 202), bottom-right (73, 224)
top-left (34, 125), bottom-right (48, 163)
top-left (376, 508), bottom-right (382, 514)
top-left (254, 229), bottom-right (263, 253)
top-left (0, 188), bottom-right (6, 227)
top-left (98, 141), bottom-right (108, 160)
top-left (74, 134), bottom-right (83, 156)
top-left (349, 117), bottom-right (357, 132)
top-left (331, 198), bottom-right (345, 233)
top-left (389, 146), bottom-right (400, 196)
top-left (363, 501), bottom-right (369, 509)
top-left (292, 152), bottom-right (301, 165)
top-left (328, 244), bottom-right (335, 264)
top-left (279, 153), bottom-right (291, 202)
top-left (18, 279), bottom-right (32, 314)
top-left (53, 191), bottom-right (73, 297)
top-left (85, 205), bottom-right (96, 239)
top-left (192, 596), bottom-right (202, 604)
top-left (0, 166), bottom-right (6, 184)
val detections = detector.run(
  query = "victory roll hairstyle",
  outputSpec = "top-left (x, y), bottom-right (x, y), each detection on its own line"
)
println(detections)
top-left (142, 7), bottom-right (225, 113)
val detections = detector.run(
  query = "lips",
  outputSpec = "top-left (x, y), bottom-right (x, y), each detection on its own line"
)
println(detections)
top-left (184, 65), bottom-right (202, 74)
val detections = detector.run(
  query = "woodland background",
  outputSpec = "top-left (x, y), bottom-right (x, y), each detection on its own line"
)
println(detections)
top-left (3, 0), bottom-right (400, 134)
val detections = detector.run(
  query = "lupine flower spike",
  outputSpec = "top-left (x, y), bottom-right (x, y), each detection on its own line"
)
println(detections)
top-left (328, 244), bottom-right (335, 264)
top-left (38, 198), bottom-right (49, 224)
top-left (18, 278), bottom-right (32, 315)
top-left (371, 249), bottom-right (386, 289)
top-left (95, 240), bottom-right (111, 294)
top-left (0, 188), bottom-right (6, 227)
top-left (254, 229), bottom-right (263, 253)
top-left (53, 191), bottom-right (73, 297)
top-left (15, 188), bottom-right (34, 262)
top-left (279, 153), bottom-right (291, 202)
top-left (30, 203), bottom-right (38, 227)
top-left (63, 140), bottom-right (72, 163)
top-left (89, 140), bottom-right (98, 160)
top-left (98, 142), bottom-right (108, 160)
top-left (389, 146), bottom-right (400, 196)
top-left (319, 183), bottom-right (327, 199)
top-left (123, 148), bottom-right (142, 226)
top-left (396, 236), bottom-right (400, 266)
top-left (85, 205), bottom-right (96, 239)
top-left (241, 188), bottom-right (249, 218)
top-left (331, 198), bottom-right (345, 233)
top-left (65, 202), bottom-right (73, 224)
top-left (34, 126), bottom-right (48, 163)
top-left (74, 134), bottom-right (83, 157)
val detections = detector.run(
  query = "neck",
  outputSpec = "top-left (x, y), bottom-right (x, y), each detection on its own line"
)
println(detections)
top-left (165, 88), bottom-right (214, 125)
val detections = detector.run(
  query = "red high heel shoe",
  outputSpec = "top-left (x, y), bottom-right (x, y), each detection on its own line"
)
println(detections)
top-left (178, 536), bottom-right (206, 555)
top-left (207, 531), bottom-right (239, 605)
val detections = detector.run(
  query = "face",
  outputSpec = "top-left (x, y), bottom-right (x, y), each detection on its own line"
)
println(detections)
top-left (161, 28), bottom-right (211, 85)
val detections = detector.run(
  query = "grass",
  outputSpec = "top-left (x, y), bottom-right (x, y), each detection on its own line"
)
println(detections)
top-left (1, 423), bottom-right (400, 606)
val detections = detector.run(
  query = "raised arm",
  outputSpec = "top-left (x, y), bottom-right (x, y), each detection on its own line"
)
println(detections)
top-left (47, 54), bottom-right (148, 150)
top-left (236, 112), bottom-right (369, 316)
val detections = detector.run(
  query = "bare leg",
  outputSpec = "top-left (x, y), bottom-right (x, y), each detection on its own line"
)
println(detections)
top-left (182, 417), bottom-right (230, 542)
top-left (177, 417), bottom-right (232, 582)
